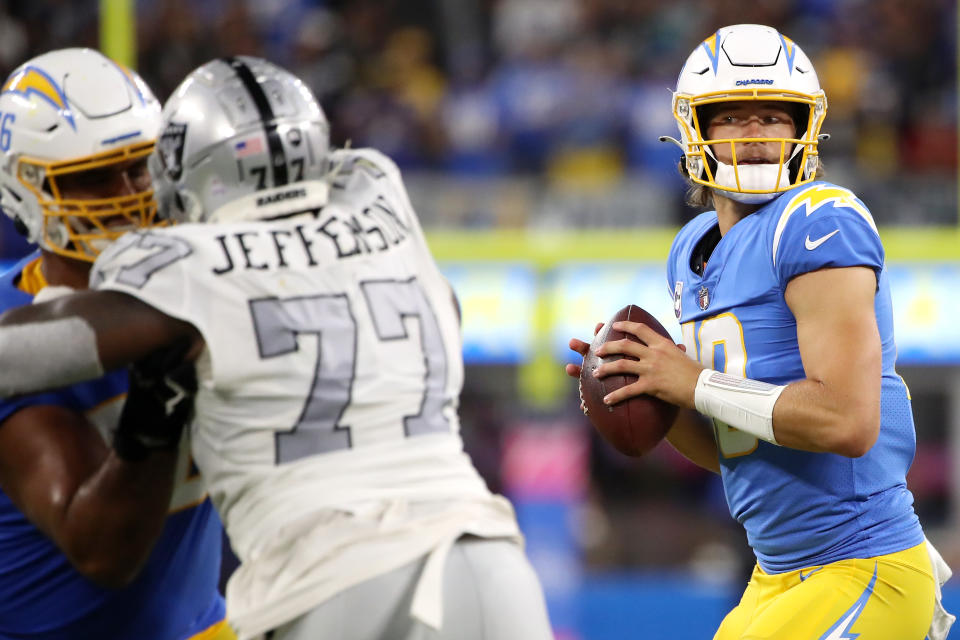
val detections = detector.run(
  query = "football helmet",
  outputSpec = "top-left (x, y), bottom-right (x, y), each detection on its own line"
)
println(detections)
top-left (0, 48), bottom-right (162, 261)
top-left (672, 24), bottom-right (827, 203)
top-left (150, 56), bottom-right (331, 224)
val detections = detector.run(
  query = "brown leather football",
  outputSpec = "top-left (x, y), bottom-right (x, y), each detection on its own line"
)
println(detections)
top-left (579, 304), bottom-right (679, 456)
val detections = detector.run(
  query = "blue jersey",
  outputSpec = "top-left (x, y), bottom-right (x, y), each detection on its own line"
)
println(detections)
top-left (0, 253), bottom-right (226, 639)
top-left (667, 182), bottom-right (923, 573)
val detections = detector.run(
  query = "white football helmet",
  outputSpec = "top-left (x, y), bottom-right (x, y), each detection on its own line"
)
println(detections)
top-left (672, 24), bottom-right (827, 204)
top-left (150, 56), bottom-right (331, 224)
top-left (0, 48), bottom-right (162, 261)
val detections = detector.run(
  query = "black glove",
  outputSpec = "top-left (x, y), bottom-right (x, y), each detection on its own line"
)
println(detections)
top-left (113, 338), bottom-right (198, 462)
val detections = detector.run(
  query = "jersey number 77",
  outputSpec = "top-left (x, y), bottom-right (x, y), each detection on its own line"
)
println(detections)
top-left (250, 277), bottom-right (452, 464)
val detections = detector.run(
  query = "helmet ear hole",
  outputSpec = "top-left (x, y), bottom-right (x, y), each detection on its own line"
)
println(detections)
top-left (174, 192), bottom-right (187, 216)
top-left (175, 189), bottom-right (203, 223)
top-left (12, 216), bottom-right (28, 237)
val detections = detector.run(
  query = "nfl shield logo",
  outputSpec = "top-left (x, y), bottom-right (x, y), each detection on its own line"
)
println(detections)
top-left (673, 281), bottom-right (683, 318)
top-left (698, 286), bottom-right (710, 310)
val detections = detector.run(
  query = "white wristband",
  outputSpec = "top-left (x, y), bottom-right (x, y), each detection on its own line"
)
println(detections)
top-left (694, 369), bottom-right (786, 445)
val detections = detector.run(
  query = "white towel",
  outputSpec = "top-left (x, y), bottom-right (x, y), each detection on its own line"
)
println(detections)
top-left (409, 535), bottom-right (457, 630)
top-left (926, 538), bottom-right (956, 640)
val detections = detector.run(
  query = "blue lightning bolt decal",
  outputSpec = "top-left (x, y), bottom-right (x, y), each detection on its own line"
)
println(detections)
top-left (818, 562), bottom-right (878, 640)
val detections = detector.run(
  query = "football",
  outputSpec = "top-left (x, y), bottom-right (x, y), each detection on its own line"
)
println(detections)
top-left (579, 304), bottom-right (679, 457)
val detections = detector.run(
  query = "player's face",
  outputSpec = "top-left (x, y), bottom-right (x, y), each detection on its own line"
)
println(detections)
top-left (57, 157), bottom-right (152, 203)
top-left (705, 101), bottom-right (796, 166)
top-left (55, 157), bottom-right (152, 231)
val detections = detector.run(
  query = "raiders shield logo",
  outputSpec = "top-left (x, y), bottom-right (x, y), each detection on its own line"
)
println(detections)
top-left (674, 281), bottom-right (683, 318)
top-left (698, 286), bottom-right (710, 310)
top-left (156, 121), bottom-right (188, 181)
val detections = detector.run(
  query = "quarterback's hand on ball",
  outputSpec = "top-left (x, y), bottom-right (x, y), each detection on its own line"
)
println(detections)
top-left (566, 322), bottom-right (604, 416)
top-left (565, 322), bottom-right (605, 379)
top-left (593, 321), bottom-right (703, 409)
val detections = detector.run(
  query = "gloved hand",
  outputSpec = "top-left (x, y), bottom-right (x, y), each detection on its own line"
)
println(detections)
top-left (113, 338), bottom-right (198, 461)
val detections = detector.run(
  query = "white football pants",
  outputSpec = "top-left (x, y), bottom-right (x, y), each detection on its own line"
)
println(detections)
top-left (266, 537), bottom-right (554, 640)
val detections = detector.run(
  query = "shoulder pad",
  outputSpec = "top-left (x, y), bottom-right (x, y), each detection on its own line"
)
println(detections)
top-left (772, 183), bottom-right (876, 267)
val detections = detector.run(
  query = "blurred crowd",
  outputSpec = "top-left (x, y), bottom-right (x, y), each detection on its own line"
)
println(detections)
top-left (0, 0), bottom-right (955, 229)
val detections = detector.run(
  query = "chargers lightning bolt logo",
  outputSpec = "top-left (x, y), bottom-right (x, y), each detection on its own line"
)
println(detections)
top-left (818, 562), bottom-right (878, 640)
top-left (772, 184), bottom-right (878, 267)
top-left (1, 65), bottom-right (76, 130)
top-left (784, 185), bottom-right (873, 226)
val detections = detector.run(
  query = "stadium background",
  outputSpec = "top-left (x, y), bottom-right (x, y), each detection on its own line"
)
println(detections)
top-left (0, 0), bottom-right (956, 637)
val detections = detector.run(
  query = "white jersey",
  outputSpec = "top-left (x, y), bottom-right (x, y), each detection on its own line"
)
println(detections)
top-left (91, 149), bottom-right (521, 638)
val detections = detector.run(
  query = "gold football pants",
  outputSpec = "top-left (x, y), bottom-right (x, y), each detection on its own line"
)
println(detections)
top-left (713, 542), bottom-right (935, 640)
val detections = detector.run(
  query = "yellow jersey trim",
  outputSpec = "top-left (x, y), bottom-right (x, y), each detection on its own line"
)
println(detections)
top-left (16, 257), bottom-right (47, 295)
top-left (188, 619), bottom-right (237, 640)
